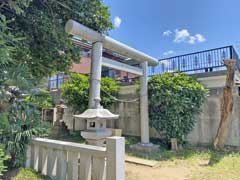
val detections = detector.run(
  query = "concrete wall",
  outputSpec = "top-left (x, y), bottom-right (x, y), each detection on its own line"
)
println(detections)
top-left (187, 87), bottom-right (240, 146)
top-left (108, 85), bottom-right (160, 138)
top-left (110, 84), bottom-right (240, 147)
top-left (52, 75), bottom-right (240, 146)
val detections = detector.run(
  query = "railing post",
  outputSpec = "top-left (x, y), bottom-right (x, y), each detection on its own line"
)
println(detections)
top-left (92, 157), bottom-right (106, 180)
top-left (230, 46), bottom-right (233, 59)
top-left (41, 147), bottom-right (48, 175)
top-left (106, 136), bottom-right (125, 180)
top-left (25, 145), bottom-right (31, 168)
top-left (56, 149), bottom-right (67, 180)
top-left (67, 151), bottom-right (79, 180)
top-left (37, 146), bottom-right (43, 172)
top-left (79, 152), bottom-right (92, 180)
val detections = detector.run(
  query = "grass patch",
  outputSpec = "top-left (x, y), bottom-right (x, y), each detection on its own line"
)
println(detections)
top-left (4, 168), bottom-right (48, 180)
top-left (53, 131), bottom-right (85, 144)
top-left (125, 136), bottom-right (240, 179)
top-left (191, 152), bottom-right (240, 180)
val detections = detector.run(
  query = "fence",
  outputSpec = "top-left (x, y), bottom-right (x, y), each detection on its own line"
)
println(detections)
top-left (48, 74), bottom-right (65, 91)
top-left (149, 46), bottom-right (239, 76)
top-left (25, 137), bottom-right (125, 180)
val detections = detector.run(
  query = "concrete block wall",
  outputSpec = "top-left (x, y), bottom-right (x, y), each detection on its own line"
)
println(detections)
top-left (187, 87), bottom-right (240, 146)
top-left (52, 82), bottom-right (240, 147)
top-left (110, 84), bottom-right (240, 147)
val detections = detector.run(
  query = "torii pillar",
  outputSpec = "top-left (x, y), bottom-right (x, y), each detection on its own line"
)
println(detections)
top-left (140, 61), bottom-right (150, 144)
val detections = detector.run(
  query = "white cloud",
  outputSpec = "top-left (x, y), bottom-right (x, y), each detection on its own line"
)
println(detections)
top-left (187, 34), bottom-right (206, 44)
top-left (174, 29), bottom-right (206, 44)
top-left (195, 34), bottom-right (206, 43)
top-left (113, 16), bottom-right (122, 28)
top-left (188, 36), bottom-right (197, 44)
top-left (163, 30), bottom-right (172, 36)
top-left (163, 50), bottom-right (175, 56)
top-left (174, 29), bottom-right (190, 43)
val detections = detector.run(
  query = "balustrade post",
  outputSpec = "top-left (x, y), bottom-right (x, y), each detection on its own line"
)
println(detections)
top-left (37, 146), bottom-right (43, 172)
top-left (56, 149), bottom-right (67, 180)
top-left (47, 148), bottom-right (55, 177)
top-left (67, 151), bottom-right (79, 180)
top-left (106, 136), bottom-right (125, 180)
top-left (79, 152), bottom-right (92, 180)
top-left (92, 157), bottom-right (106, 180)
top-left (41, 147), bottom-right (48, 175)
top-left (25, 145), bottom-right (31, 168)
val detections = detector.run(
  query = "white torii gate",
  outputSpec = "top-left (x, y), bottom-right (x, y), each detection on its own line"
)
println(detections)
top-left (65, 20), bottom-right (158, 145)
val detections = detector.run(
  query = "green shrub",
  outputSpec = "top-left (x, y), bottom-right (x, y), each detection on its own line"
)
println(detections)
top-left (25, 89), bottom-right (53, 109)
top-left (148, 73), bottom-right (208, 144)
top-left (0, 145), bottom-right (8, 177)
top-left (61, 73), bottom-right (119, 112)
top-left (13, 168), bottom-right (46, 180)
top-left (0, 102), bottom-right (49, 168)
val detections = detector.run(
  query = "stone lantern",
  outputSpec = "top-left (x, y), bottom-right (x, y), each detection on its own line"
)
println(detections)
top-left (74, 98), bottom-right (118, 146)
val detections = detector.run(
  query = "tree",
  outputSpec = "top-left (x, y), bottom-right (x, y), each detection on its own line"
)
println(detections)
top-left (1, 0), bottom-right (113, 78)
top-left (148, 73), bottom-right (208, 147)
top-left (25, 89), bottom-right (53, 109)
top-left (213, 60), bottom-right (236, 150)
top-left (61, 73), bottom-right (119, 113)
top-left (0, 146), bottom-right (7, 177)
top-left (0, 0), bottom-right (113, 167)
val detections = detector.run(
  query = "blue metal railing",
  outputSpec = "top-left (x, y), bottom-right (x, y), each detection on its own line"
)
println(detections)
top-left (48, 75), bottom-right (64, 91)
top-left (148, 46), bottom-right (239, 76)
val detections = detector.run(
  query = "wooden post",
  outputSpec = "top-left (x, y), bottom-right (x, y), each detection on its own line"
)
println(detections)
top-left (106, 137), bottom-right (125, 180)
top-left (213, 59), bottom-right (236, 150)
top-left (171, 138), bottom-right (178, 151)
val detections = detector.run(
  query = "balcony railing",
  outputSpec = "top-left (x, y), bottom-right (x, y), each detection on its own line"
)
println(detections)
top-left (148, 46), bottom-right (239, 76)
top-left (48, 74), bottom-right (65, 91)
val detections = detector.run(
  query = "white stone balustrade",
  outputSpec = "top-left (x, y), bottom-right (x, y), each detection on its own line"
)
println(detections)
top-left (25, 137), bottom-right (125, 180)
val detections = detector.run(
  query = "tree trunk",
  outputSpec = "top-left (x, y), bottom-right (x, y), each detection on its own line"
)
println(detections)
top-left (213, 59), bottom-right (236, 150)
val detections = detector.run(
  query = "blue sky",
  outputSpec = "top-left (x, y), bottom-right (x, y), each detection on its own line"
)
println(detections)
top-left (103, 0), bottom-right (240, 59)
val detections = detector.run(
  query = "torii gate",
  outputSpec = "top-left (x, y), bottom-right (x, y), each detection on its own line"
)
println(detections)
top-left (65, 20), bottom-right (158, 146)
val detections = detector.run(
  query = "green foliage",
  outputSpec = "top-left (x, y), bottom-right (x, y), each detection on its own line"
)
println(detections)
top-left (148, 73), bottom-right (208, 143)
top-left (0, 14), bottom-right (15, 65)
top-left (0, 145), bottom-right (8, 177)
top-left (0, 101), bottom-right (49, 168)
top-left (61, 73), bottom-right (89, 112)
top-left (0, 0), bottom-right (112, 170)
top-left (61, 73), bottom-right (119, 112)
top-left (13, 168), bottom-right (46, 180)
top-left (101, 77), bottom-right (120, 108)
top-left (25, 89), bottom-right (53, 109)
top-left (1, 0), bottom-right (113, 78)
